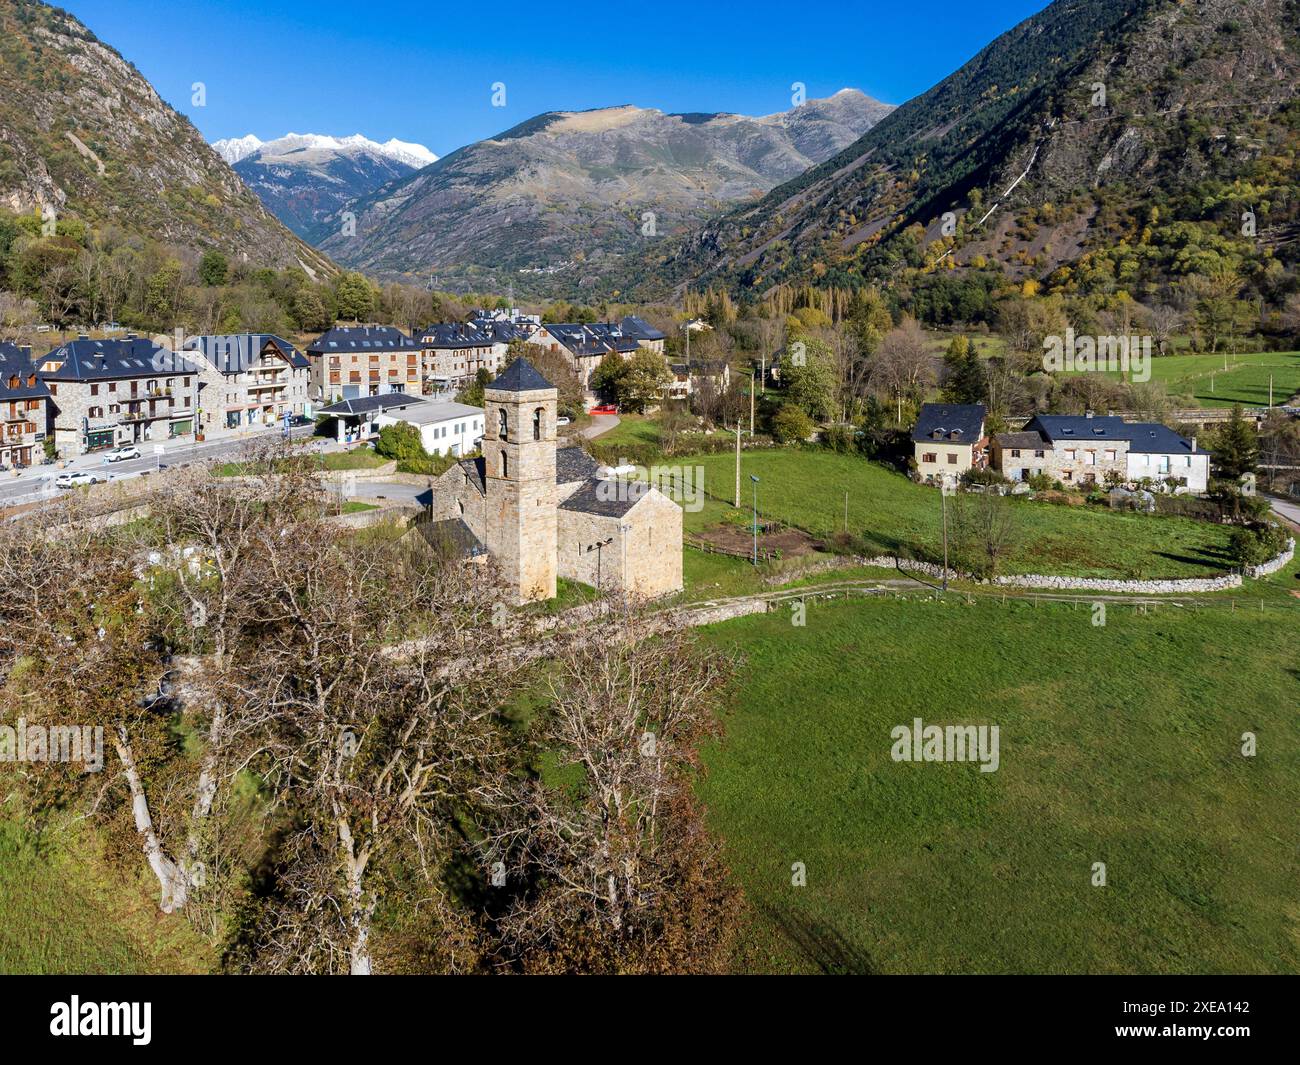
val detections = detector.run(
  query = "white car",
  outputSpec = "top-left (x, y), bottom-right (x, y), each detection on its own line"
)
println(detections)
top-left (556, 416), bottom-right (571, 426)
top-left (106, 445), bottom-right (141, 462)
top-left (55, 471), bottom-right (101, 489)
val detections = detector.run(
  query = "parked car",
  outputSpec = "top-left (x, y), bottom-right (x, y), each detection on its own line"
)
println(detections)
top-left (55, 471), bottom-right (101, 489)
top-left (106, 445), bottom-right (141, 462)
top-left (288, 414), bottom-right (312, 427)
top-left (589, 405), bottom-right (618, 416)
top-left (556, 416), bottom-right (571, 426)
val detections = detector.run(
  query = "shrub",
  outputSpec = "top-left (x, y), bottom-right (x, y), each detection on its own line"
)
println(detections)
top-left (1228, 523), bottom-right (1289, 567)
top-left (960, 466), bottom-right (1009, 487)
top-left (823, 424), bottom-right (856, 453)
top-left (771, 404), bottom-right (815, 444)
top-left (375, 422), bottom-right (426, 465)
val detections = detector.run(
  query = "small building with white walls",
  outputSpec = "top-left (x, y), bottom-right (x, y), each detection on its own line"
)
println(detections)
top-left (373, 400), bottom-right (485, 457)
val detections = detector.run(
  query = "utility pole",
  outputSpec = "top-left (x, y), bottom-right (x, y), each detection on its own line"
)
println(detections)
top-left (751, 475), bottom-right (760, 566)
top-left (749, 370), bottom-right (755, 437)
top-left (844, 489), bottom-right (849, 534)
top-left (1269, 375), bottom-right (1273, 407)
top-left (733, 420), bottom-right (741, 507)
top-left (940, 477), bottom-right (951, 593)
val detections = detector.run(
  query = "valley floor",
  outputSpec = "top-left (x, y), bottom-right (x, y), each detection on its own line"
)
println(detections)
top-left (696, 590), bottom-right (1300, 974)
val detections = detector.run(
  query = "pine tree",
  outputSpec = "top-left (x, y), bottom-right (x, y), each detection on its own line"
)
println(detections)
top-left (1211, 404), bottom-right (1258, 479)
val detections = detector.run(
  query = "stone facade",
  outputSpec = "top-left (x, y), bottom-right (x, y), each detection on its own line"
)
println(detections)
top-left (483, 380), bottom-right (558, 603)
top-left (306, 326), bottom-right (423, 404)
top-left (183, 335), bottom-right (310, 436)
top-left (429, 357), bottom-right (683, 604)
top-left (38, 337), bottom-right (198, 457)
top-left (0, 342), bottom-right (50, 467)
top-left (556, 486), bottom-right (683, 596)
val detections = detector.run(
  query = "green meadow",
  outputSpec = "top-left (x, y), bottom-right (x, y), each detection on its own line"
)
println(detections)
top-left (697, 594), bottom-right (1300, 974)
top-left (678, 448), bottom-right (1236, 580)
top-left (1066, 350), bottom-right (1300, 408)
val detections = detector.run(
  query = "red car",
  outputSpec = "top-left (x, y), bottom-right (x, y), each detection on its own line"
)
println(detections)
top-left (589, 404), bottom-right (618, 415)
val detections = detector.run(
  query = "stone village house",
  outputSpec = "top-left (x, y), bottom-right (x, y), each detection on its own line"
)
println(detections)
top-left (182, 334), bottom-right (311, 436)
top-left (37, 335), bottom-right (198, 457)
top-left (0, 341), bottom-right (51, 468)
top-left (305, 326), bottom-right (423, 404)
top-left (991, 413), bottom-right (1209, 493)
top-left (912, 403), bottom-right (989, 485)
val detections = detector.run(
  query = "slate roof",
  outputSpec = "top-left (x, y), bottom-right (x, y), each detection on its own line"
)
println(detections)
top-left (467, 319), bottom-right (529, 344)
top-left (619, 315), bottom-right (666, 342)
top-left (993, 431), bottom-right (1046, 450)
top-left (457, 456), bottom-right (486, 495)
top-left (559, 478), bottom-right (653, 518)
top-left (415, 323), bottom-right (493, 349)
top-left (542, 322), bottom-right (640, 357)
top-left (306, 326), bottom-right (420, 355)
top-left (183, 334), bottom-right (308, 373)
top-left (556, 446), bottom-right (599, 483)
top-left (0, 342), bottom-right (52, 401)
top-left (410, 516), bottom-right (486, 559)
top-left (1025, 415), bottom-right (1207, 455)
top-left (453, 446), bottom-right (598, 498)
top-left (490, 356), bottom-right (553, 392)
top-left (37, 336), bottom-right (198, 381)
top-left (911, 403), bottom-right (987, 444)
top-left (319, 393), bottom-right (427, 417)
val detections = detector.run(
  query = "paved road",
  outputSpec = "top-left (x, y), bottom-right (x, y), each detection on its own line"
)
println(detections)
top-left (580, 414), bottom-right (620, 439)
top-left (0, 425), bottom-right (318, 508)
top-left (354, 481), bottom-right (431, 507)
top-left (1267, 494), bottom-right (1300, 529)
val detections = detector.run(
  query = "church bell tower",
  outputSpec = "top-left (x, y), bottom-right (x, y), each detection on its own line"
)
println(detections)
top-left (483, 357), bottom-right (558, 603)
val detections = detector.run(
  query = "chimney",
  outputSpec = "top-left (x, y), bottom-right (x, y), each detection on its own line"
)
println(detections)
top-left (126, 332), bottom-right (138, 340)
top-left (77, 332), bottom-right (90, 341)
top-left (1085, 409), bottom-right (1093, 419)
top-left (1191, 436), bottom-right (1197, 452)
top-left (19, 345), bottom-right (30, 358)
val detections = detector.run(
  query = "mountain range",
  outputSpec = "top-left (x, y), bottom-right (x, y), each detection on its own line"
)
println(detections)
top-left (314, 89), bottom-right (893, 293)
top-left (0, 0), bottom-right (331, 277)
top-left (211, 133), bottom-right (439, 243)
top-left (622, 0), bottom-right (1300, 300)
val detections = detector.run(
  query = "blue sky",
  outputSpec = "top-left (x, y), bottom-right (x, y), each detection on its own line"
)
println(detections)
top-left (66, 0), bottom-right (1048, 156)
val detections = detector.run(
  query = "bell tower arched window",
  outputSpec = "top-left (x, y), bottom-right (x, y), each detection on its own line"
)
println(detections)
top-left (497, 408), bottom-right (507, 440)
top-left (533, 407), bottom-right (542, 441)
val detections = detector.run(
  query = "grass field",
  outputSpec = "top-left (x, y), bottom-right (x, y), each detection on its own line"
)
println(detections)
top-left (697, 595), bottom-right (1300, 974)
top-left (217, 448), bottom-right (390, 477)
top-left (0, 819), bottom-right (212, 974)
top-left (678, 448), bottom-right (1237, 580)
top-left (1066, 350), bottom-right (1300, 408)
top-left (593, 413), bottom-right (662, 450)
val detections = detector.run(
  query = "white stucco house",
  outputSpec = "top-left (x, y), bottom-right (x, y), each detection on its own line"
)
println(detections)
top-left (373, 399), bottom-right (485, 457)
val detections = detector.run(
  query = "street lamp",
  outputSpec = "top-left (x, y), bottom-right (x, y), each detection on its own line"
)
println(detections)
top-left (750, 474), bottom-right (760, 566)
top-left (939, 474), bottom-right (955, 593)
top-left (591, 535), bottom-right (614, 589)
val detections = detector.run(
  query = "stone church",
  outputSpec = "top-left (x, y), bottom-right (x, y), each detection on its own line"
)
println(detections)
top-left (427, 357), bottom-right (683, 604)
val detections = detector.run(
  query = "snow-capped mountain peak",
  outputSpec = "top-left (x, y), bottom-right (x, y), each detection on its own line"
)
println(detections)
top-left (212, 133), bottom-right (264, 165)
top-left (211, 132), bottom-right (437, 169)
top-left (376, 138), bottom-right (438, 168)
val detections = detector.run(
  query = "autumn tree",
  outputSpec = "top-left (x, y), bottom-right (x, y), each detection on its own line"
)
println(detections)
top-left (488, 606), bottom-right (740, 974)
